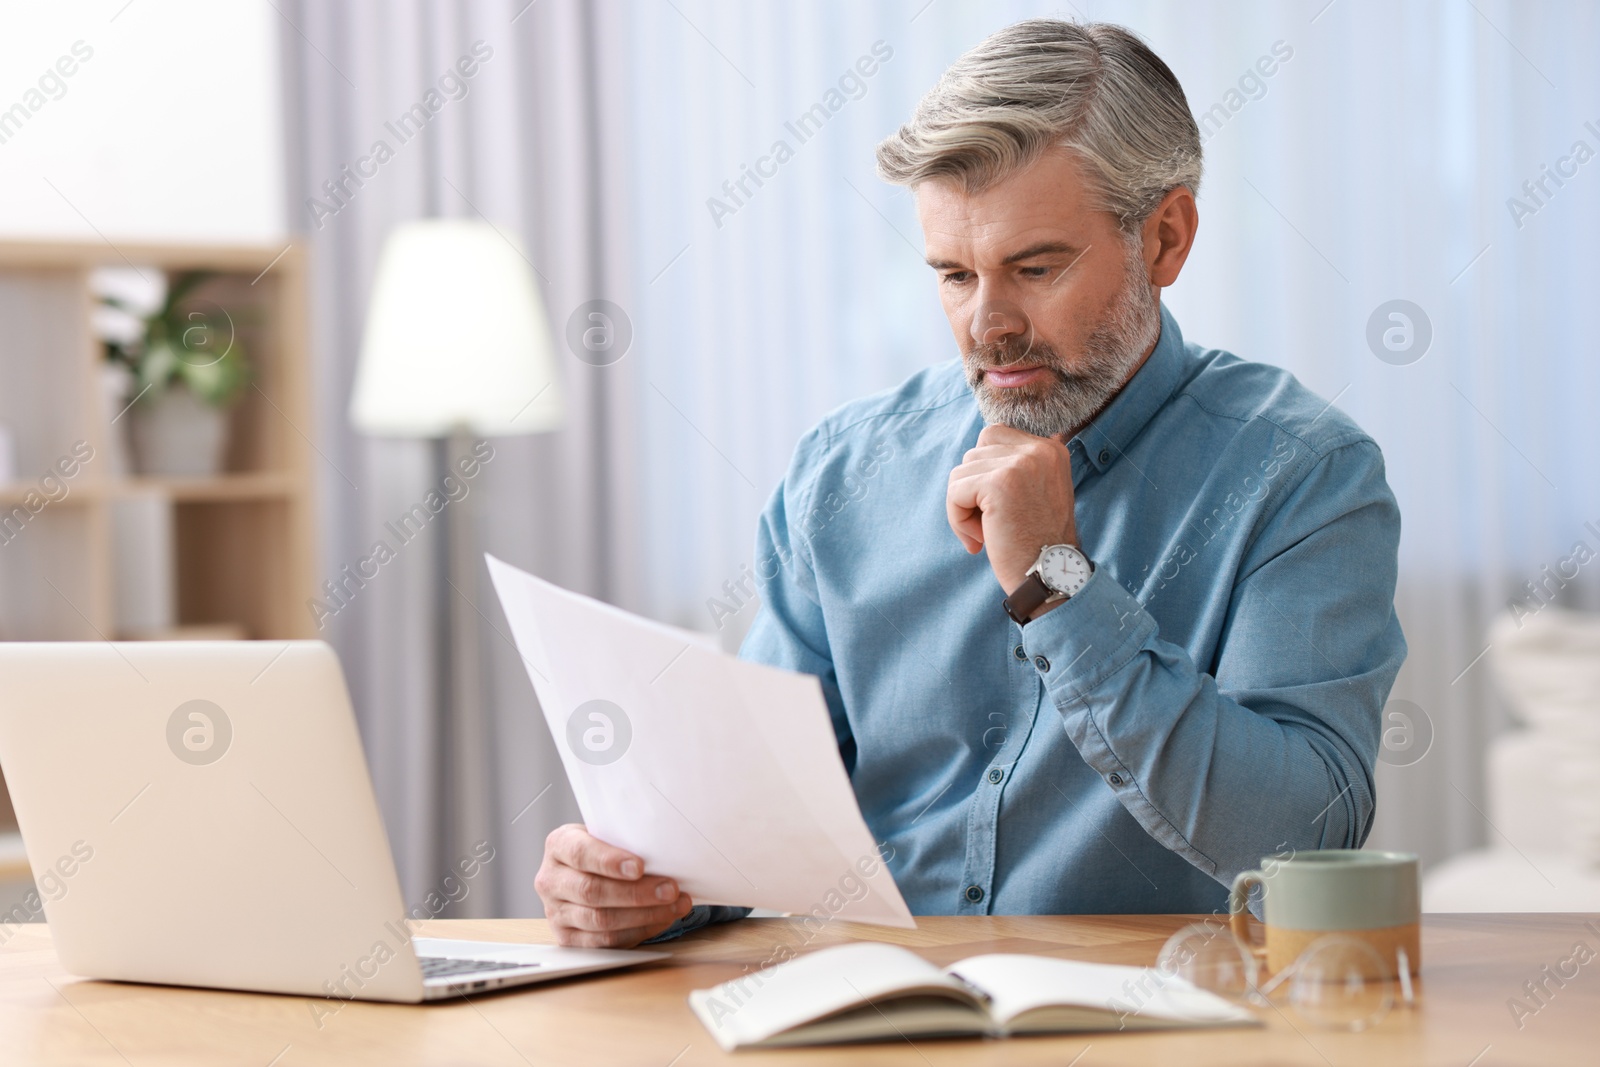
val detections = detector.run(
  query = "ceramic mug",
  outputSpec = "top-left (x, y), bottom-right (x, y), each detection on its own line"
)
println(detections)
top-left (1228, 849), bottom-right (1421, 978)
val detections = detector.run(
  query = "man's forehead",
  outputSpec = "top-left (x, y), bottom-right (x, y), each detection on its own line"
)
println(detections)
top-left (915, 152), bottom-right (1102, 260)
top-left (919, 210), bottom-right (1091, 267)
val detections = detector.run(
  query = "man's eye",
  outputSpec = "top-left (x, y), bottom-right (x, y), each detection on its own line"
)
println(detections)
top-left (941, 271), bottom-right (973, 285)
top-left (1020, 266), bottom-right (1052, 279)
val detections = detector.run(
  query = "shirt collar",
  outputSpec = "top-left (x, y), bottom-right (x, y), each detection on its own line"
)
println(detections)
top-left (1070, 302), bottom-right (1188, 476)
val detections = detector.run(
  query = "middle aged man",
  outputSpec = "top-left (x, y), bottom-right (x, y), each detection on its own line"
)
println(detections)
top-left (535, 18), bottom-right (1407, 948)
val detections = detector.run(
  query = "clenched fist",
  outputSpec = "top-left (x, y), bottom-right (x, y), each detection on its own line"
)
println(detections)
top-left (947, 423), bottom-right (1080, 602)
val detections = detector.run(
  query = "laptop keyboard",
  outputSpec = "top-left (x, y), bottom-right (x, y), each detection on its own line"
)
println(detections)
top-left (419, 956), bottom-right (540, 980)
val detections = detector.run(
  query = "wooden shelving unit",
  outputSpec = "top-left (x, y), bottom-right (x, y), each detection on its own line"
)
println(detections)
top-left (0, 240), bottom-right (318, 859)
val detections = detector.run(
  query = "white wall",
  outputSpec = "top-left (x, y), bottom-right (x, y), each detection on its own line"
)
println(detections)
top-left (0, 0), bottom-right (283, 243)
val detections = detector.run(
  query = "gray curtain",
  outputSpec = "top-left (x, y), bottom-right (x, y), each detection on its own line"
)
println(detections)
top-left (278, 0), bottom-right (643, 917)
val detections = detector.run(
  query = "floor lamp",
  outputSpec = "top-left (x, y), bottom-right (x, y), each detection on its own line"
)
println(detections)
top-left (349, 219), bottom-right (562, 915)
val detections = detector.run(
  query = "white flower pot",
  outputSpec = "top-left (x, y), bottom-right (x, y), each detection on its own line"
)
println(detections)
top-left (129, 386), bottom-right (230, 477)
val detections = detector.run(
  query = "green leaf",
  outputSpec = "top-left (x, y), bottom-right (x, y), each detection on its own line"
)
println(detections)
top-left (176, 344), bottom-right (250, 406)
top-left (137, 339), bottom-right (180, 395)
top-left (108, 271), bottom-right (253, 408)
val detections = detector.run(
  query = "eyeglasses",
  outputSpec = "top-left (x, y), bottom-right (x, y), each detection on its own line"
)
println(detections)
top-left (1154, 920), bottom-right (1414, 1031)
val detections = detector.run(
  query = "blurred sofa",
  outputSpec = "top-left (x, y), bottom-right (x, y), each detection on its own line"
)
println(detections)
top-left (1423, 606), bottom-right (1600, 911)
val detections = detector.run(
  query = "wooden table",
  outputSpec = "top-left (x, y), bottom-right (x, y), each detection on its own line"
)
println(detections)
top-left (2, 913), bottom-right (1595, 1065)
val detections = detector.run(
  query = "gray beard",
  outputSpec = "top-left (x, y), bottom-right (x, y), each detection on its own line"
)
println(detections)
top-left (964, 246), bottom-right (1161, 440)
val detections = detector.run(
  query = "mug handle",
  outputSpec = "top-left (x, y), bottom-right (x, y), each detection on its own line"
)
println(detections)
top-left (1228, 868), bottom-right (1270, 966)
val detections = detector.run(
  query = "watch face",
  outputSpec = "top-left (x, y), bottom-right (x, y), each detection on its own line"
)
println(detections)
top-left (1037, 545), bottom-right (1091, 595)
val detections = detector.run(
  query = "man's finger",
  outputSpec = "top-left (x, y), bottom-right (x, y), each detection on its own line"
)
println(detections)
top-left (549, 824), bottom-right (646, 879)
top-left (557, 918), bottom-right (683, 950)
top-left (976, 423), bottom-right (1038, 446)
top-left (550, 896), bottom-right (692, 934)
top-left (945, 483), bottom-right (985, 553)
top-left (951, 516), bottom-right (984, 553)
top-left (961, 444), bottom-right (1020, 464)
top-left (546, 864), bottom-right (679, 908)
top-left (952, 456), bottom-right (1017, 479)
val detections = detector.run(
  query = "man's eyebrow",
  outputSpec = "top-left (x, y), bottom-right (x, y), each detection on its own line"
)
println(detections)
top-left (924, 242), bottom-right (1083, 271)
top-left (1000, 241), bottom-right (1082, 265)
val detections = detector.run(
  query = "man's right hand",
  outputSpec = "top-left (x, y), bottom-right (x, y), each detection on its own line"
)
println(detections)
top-left (534, 823), bottom-right (694, 948)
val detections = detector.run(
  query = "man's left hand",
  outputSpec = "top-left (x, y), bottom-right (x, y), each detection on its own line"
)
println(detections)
top-left (946, 424), bottom-right (1080, 595)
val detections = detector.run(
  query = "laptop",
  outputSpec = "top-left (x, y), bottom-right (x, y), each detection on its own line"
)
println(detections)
top-left (0, 640), bottom-right (667, 1001)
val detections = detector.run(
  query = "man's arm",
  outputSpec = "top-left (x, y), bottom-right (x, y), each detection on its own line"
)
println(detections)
top-left (1020, 438), bottom-right (1404, 880)
top-left (739, 428), bottom-right (856, 770)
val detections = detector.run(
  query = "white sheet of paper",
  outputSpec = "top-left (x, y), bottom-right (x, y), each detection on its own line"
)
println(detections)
top-left (486, 554), bottom-right (914, 927)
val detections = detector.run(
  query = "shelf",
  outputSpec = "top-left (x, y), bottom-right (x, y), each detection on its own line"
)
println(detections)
top-left (0, 471), bottom-right (299, 506)
top-left (113, 471), bottom-right (300, 502)
top-left (0, 241), bottom-right (316, 648)
top-left (0, 483), bottom-right (94, 507)
top-left (0, 239), bottom-right (295, 274)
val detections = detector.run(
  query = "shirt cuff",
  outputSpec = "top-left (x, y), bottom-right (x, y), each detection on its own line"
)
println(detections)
top-left (1017, 566), bottom-right (1155, 695)
top-left (640, 904), bottom-right (752, 944)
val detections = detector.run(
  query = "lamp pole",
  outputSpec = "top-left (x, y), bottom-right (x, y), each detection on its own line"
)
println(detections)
top-left (442, 426), bottom-right (492, 916)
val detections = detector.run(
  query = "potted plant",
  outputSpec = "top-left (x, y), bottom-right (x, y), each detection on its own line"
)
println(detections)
top-left (100, 272), bottom-right (251, 477)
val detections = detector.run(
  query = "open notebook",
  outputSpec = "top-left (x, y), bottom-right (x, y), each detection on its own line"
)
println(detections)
top-left (689, 942), bottom-right (1258, 1050)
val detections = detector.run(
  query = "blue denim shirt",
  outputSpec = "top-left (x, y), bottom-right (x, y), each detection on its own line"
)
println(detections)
top-left (651, 304), bottom-right (1405, 939)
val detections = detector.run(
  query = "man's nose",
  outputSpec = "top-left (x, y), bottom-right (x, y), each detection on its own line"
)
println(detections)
top-left (969, 293), bottom-right (1033, 349)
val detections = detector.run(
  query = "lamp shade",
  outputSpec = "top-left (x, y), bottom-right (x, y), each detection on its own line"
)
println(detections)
top-left (350, 219), bottom-right (563, 436)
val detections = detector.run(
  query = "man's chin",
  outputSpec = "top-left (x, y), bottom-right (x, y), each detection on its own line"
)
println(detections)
top-left (976, 399), bottom-right (1071, 439)
top-left (975, 381), bottom-right (1053, 408)
top-left (972, 380), bottom-right (1107, 439)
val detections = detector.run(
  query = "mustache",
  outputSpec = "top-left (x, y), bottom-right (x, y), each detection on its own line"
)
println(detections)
top-left (967, 340), bottom-right (1077, 384)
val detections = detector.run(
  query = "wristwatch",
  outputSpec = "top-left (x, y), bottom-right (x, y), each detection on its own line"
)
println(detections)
top-left (1003, 544), bottom-right (1093, 625)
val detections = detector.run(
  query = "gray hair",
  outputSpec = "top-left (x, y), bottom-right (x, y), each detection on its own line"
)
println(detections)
top-left (876, 19), bottom-right (1202, 235)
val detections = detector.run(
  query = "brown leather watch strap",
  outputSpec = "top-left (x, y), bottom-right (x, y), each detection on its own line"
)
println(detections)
top-left (1002, 573), bottom-right (1054, 626)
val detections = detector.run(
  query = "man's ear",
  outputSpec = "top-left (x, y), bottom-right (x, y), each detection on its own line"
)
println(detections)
top-left (1142, 185), bottom-right (1198, 288)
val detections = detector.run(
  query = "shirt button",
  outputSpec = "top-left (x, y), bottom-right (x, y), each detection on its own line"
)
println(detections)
top-left (987, 767), bottom-right (1004, 784)
top-left (1098, 448), bottom-right (1111, 464)
top-left (1034, 655), bottom-right (1051, 673)
top-left (1108, 773), bottom-right (1124, 786)
top-left (964, 885), bottom-right (985, 903)
top-left (1013, 644), bottom-right (1027, 662)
